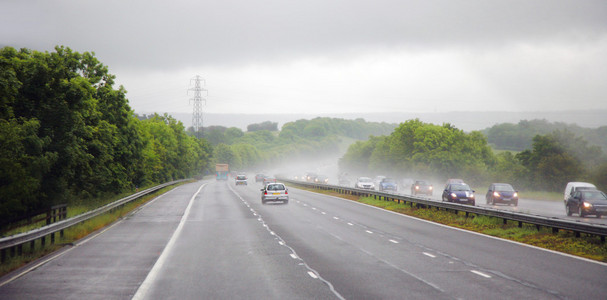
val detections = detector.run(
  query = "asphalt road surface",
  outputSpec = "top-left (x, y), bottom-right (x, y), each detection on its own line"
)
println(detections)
top-left (2, 179), bottom-right (606, 299)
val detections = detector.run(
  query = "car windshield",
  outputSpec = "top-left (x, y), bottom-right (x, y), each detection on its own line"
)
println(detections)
top-left (359, 177), bottom-right (372, 182)
top-left (494, 184), bottom-right (514, 191)
top-left (451, 184), bottom-right (471, 191)
top-left (583, 191), bottom-right (607, 200)
top-left (416, 181), bottom-right (428, 185)
top-left (267, 184), bottom-right (285, 191)
top-left (383, 178), bottom-right (396, 183)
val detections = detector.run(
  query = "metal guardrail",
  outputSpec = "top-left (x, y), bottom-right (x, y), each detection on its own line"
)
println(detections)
top-left (0, 180), bottom-right (188, 261)
top-left (280, 178), bottom-right (607, 241)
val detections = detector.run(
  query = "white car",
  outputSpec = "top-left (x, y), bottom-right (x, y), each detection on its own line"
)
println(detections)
top-left (355, 177), bottom-right (375, 190)
top-left (261, 183), bottom-right (289, 204)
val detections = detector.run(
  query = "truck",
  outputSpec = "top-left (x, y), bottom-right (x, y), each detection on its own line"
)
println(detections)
top-left (215, 164), bottom-right (229, 180)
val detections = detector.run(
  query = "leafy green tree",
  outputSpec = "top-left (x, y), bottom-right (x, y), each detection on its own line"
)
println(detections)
top-left (516, 133), bottom-right (585, 191)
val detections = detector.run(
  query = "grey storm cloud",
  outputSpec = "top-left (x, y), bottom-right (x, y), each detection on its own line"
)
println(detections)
top-left (2, 0), bottom-right (606, 70)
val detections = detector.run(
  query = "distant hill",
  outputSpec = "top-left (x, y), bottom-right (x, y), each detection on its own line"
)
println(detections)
top-left (483, 119), bottom-right (607, 152)
top-left (141, 110), bottom-right (607, 132)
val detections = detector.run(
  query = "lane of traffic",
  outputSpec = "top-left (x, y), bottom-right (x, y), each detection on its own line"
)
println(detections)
top-left (233, 181), bottom-right (607, 299)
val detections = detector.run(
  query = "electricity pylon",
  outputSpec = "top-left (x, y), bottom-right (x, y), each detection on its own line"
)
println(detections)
top-left (188, 75), bottom-right (207, 139)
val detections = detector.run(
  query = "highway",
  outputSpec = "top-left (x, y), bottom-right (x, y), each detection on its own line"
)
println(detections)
top-left (392, 186), bottom-right (607, 226)
top-left (1, 179), bottom-right (606, 299)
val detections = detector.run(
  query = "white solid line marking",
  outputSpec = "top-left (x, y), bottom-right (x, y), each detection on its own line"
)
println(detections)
top-left (366, 230), bottom-right (373, 234)
top-left (389, 239), bottom-right (399, 244)
top-left (290, 253), bottom-right (298, 259)
top-left (133, 183), bottom-right (206, 300)
top-left (471, 270), bottom-right (492, 278)
top-left (423, 252), bottom-right (436, 258)
top-left (308, 271), bottom-right (319, 279)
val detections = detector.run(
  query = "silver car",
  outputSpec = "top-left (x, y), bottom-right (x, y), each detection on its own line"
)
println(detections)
top-left (355, 177), bottom-right (375, 190)
top-left (261, 183), bottom-right (289, 204)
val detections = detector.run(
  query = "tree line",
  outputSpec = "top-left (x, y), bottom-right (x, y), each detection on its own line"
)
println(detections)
top-left (339, 119), bottom-right (607, 192)
top-left (198, 117), bottom-right (396, 171)
top-left (483, 119), bottom-right (607, 153)
top-left (0, 46), bottom-right (211, 221)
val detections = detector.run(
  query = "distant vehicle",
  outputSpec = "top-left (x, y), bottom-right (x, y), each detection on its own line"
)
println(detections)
top-left (215, 164), bottom-right (229, 181)
top-left (338, 172), bottom-right (350, 186)
top-left (486, 183), bottom-right (518, 206)
top-left (235, 174), bottom-right (247, 186)
top-left (565, 189), bottom-right (607, 217)
top-left (261, 183), bottom-right (289, 204)
top-left (564, 182), bottom-right (596, 201)
top-left (373, 176), bottom-right (386, 186)
top-left (263, 177), bottom-right (277, 186)
top-left (355, 177), bottom-right (375, 190)
top-left (255, 174), bottom-right (266, 182)
top-left (315, 175), bottom-right (329, 184)
top-left (305, 172), bottom-right (318, 182)
top-left (442, 183), bottom-right (475, 206)
top-left (378, 178), bottom-right (398, 192)
top-left (446, 178), bottom-right (465, 185)
top-left (411, 180), bottom-right (433, 196)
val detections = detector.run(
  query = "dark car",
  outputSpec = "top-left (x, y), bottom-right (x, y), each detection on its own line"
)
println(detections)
top-left (255, 174), bottom-right (266, 182)
top-left (305, 172), bottom-right (318, 182)
top-left (411, 180), bottom-right (432, 195)
top-left (486, 183), bottom-right (518, 206)
top-left (565, 189), bottom-right (607, 217)
top-left (379, 178), bottom-right (398, 192)
top-left (442, 183), bottom-right (475, 205)
top-left (314, 175), bottom-right (329, 184)
top-left (262, 176), bottom-right (277, 186)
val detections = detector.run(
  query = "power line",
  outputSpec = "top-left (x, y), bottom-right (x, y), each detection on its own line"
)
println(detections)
top-left (188, 75), bottom-right (207, 138)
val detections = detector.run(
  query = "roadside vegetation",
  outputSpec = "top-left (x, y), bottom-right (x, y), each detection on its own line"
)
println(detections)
top-left (201, 117), bottom-right (396, 171)
top-left (1, 46), bottom-right (211, 225)
top-left (339, 119), bottom-right (607, 193)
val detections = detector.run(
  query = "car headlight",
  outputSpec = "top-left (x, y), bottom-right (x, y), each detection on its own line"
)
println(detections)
top-left (583, 202), bottom-right (593, 208)
top-left (429, 186), bottom-right (433, 190)
top-left (493, 191), bottom-right (500, 197)
top-left (513, 192), bottom-right (518, 198)
top-left (450, 193), bottom-right (457, 198)
top-left (415, 186), bottom-right (420, 190)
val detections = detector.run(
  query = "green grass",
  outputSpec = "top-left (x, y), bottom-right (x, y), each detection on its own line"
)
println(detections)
top-left (0, 182), bottom-right (189, 277)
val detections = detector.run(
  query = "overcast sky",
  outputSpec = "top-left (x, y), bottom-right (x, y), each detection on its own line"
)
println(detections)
top-left (2, 0), bottom-right (606, 116)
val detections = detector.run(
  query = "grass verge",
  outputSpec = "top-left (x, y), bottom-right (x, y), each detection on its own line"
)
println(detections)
top-left (0, 182), bottom-right (190, 277)
top-left (301, 187), bottom-right (607, 262)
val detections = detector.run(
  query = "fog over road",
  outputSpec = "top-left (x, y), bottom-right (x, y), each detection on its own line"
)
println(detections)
top-left (2, 179), bottom-right (606, 299)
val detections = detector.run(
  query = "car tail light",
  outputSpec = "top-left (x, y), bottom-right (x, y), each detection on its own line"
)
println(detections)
top-left (285, 190), bottom-right (288, 194)
top-left (264, 191), bottom-right (267, 195)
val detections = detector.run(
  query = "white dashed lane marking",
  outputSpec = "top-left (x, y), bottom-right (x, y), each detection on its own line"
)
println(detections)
top-left (471, 270), bottom-right (492, 278)
top-left (389, 239), bottom-right (399, 244)
top-left (423, 252), bottom-right (436, 258)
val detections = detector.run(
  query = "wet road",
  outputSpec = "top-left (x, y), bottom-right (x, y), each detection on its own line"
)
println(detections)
top-left (1, 179), bottom-right (606, 299)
